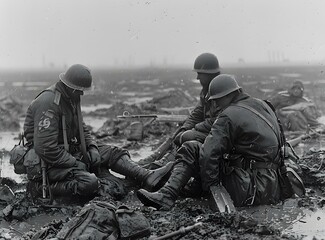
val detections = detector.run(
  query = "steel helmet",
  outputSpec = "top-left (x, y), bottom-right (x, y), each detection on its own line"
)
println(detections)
top-left (208, 74), bottom-right (241, 100)
top-left (59, 64), bottom-right (92, 91)
top-left (193, 53), bottom-right (220, 74)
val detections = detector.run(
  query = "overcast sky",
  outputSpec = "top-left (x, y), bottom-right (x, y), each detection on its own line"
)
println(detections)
top-left (1, 0), bottom-right (325, 69)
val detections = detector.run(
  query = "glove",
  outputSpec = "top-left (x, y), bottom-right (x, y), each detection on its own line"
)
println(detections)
top-left (88, 147), bottom-right (101, 168)
top-left (173, 129), bottom-right (186, 146)
top-left (74, 160), bottom-right (87, 171)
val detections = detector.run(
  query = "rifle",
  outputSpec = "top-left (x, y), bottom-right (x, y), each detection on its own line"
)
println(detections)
top-left (117, 111), bottom-right (188, 123)
top-left (149, 222), bottom-right (203, 240)
top-left (39, 159), bottom-right (53, 205)
top-left (137, 127), bottom-right (183, 168)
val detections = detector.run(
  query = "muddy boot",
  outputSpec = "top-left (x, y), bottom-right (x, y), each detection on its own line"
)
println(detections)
top-left (50, 182), bottom-right (75, 196)
top-left (147, 151), bottom-right (177, 170)
top-left (111, 155), bottom-right (174, 192)
top-left (136, 162), bottom-right (193, 210)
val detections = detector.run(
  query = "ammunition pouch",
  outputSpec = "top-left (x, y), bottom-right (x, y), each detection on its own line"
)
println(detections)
top-left (9, 137), bottom-right (42, 180)
top-left (9, 144), bottom-right (28, 174)
top-left (23, 148), bottom-right (42, 181)
top-left (278, 165), bottom-right (305, 200)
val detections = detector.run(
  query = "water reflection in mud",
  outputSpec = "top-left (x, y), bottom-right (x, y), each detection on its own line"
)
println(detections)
top-left (284, 209), bottom-right (325, 239)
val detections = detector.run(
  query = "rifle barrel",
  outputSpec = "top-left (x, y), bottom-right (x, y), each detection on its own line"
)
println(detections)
top-left (151, 222), bottom-right (203, 240)
top-left (117, 114), bottom-right (188, 123)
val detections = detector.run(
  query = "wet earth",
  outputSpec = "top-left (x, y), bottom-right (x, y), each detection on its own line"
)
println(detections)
top-left (1, 65), bottom-right (325, 239)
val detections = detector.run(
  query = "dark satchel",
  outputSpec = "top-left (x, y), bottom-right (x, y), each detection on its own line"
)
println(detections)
top-left (278, 143), bottom-right (306, 200)
top-left (9, 133), bottom-right (28, 174)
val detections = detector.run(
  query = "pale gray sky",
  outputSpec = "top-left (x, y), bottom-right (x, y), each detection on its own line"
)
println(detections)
top-left (1, 0), bottom-right (325, 69)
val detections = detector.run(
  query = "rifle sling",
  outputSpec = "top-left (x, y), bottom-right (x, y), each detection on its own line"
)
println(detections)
top-left (76, 97), bottom-right (90, 165)
top-left (62, 115), bottom-right (69, 151)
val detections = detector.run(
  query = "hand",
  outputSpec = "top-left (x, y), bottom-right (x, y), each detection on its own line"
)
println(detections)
top-left (88, 147), bottom-right (101, 168)
top-left (74, 160), bottom-right (87, 171)
top-left (173, 129), bottom-right (186, 146)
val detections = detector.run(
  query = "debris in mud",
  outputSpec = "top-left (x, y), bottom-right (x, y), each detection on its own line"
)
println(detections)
top-left (145, 89), bottom-right (197, 109)
top-left (0, 96), bottom-right (23, 131)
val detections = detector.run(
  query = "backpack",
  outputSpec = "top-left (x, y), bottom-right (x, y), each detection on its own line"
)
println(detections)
top-left (54, 200), bottom-right (150, 240)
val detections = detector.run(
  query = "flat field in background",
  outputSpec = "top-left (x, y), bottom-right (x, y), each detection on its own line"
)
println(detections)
top-left (1, 64), bottom-right (325, 113)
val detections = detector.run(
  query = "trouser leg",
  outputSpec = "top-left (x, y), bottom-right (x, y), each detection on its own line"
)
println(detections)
top-left (110, 155), bottom-right (173, 192)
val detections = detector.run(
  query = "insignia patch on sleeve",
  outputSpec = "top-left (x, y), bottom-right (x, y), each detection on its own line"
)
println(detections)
top-left (38, 113), bottom-right (53, 131)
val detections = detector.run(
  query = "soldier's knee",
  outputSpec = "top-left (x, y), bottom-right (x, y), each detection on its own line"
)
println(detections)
top-left (180, 130), bottom-right (207, 145)
top-left (76, 173), bottom-right (99, 196)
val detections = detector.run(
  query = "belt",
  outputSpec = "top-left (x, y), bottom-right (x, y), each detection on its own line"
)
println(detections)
top-left (228, 159), bottom-right (279, 170)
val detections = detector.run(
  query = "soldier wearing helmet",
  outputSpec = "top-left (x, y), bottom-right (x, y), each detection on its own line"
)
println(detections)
top-left (23, 64), bottom-right (173, 200)
top-left (174, 53), bottom-right (221, 146)
top-left (137, 74), bottom-right (285, 210)
top-left (268, 80), bottom-right (322, 131)
top-left (140, 53), bottom-right (221, 170)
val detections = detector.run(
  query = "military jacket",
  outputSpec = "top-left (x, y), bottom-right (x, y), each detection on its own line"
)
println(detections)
top-left (182, 89), bottom-right (215, 132)
top-left (200, 93), bottom-right (282, 190)
top-left (23, 82), bottom-right (97, 168)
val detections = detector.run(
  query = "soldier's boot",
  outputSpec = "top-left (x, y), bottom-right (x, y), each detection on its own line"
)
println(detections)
top-left (147, 151), bottom-right (177, 170)
top-left (110, 155), bottom-right (174, 192)
top-left (136, 162), bottom-right (193, 210)
top-left (50, 182), bottom-right (75, 196)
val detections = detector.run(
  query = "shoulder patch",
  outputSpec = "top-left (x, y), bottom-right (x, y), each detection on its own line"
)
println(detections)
top-left (54, 91), bottom-right (61, 105)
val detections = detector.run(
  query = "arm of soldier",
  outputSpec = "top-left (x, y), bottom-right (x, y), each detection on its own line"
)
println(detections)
top-left (182, 101), bottom-right (206, 130)
top-left (194, 117), bottom-right (216, 133)
top-left (82, 121), bottom-right (101, 167)
top-left (174, 101), bottom-right (206, 145)
top-left (199, 115), bottom-right (234, 192)
top-left (33, 95), bottom-right (77, 168)
top-left (83, 121), bottom-right (98, 148)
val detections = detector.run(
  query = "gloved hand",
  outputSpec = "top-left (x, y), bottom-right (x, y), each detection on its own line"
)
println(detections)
top-left (88, 146), bottom-right (101, 168)
top-left (74, 160), bottom-right (87, 171)
top-left (173, 129), bottom-right (186, 146)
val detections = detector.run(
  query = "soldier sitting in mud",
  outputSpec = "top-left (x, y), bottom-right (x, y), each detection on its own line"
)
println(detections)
top-left (140, 53), bottom-right (224, 169)
top-left (137, 74), bottom-right (284, 210)
top-left (174, 52), bottom-right (222, 146)
top-left (23, 64), bottom-right (173, 200)
top-left (268, 80), bottom-right (322, 132)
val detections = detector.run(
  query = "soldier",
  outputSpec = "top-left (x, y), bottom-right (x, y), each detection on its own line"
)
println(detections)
top-left (174, 53), bottom-right (221, 146)
top-left (23, 64), bottom-right (173, 199)
top-left (139, 53), bottom-right (222, 170)
top-left (268, 80), bottom-right (322, 131)
top-left (139, 53), bottom-right (220, 171)
top-left (137, 74), bottom-right (283, 210)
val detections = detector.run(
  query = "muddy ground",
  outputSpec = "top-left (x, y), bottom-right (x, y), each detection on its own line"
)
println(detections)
top-left (1, 64), bottom-right (325, 239)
